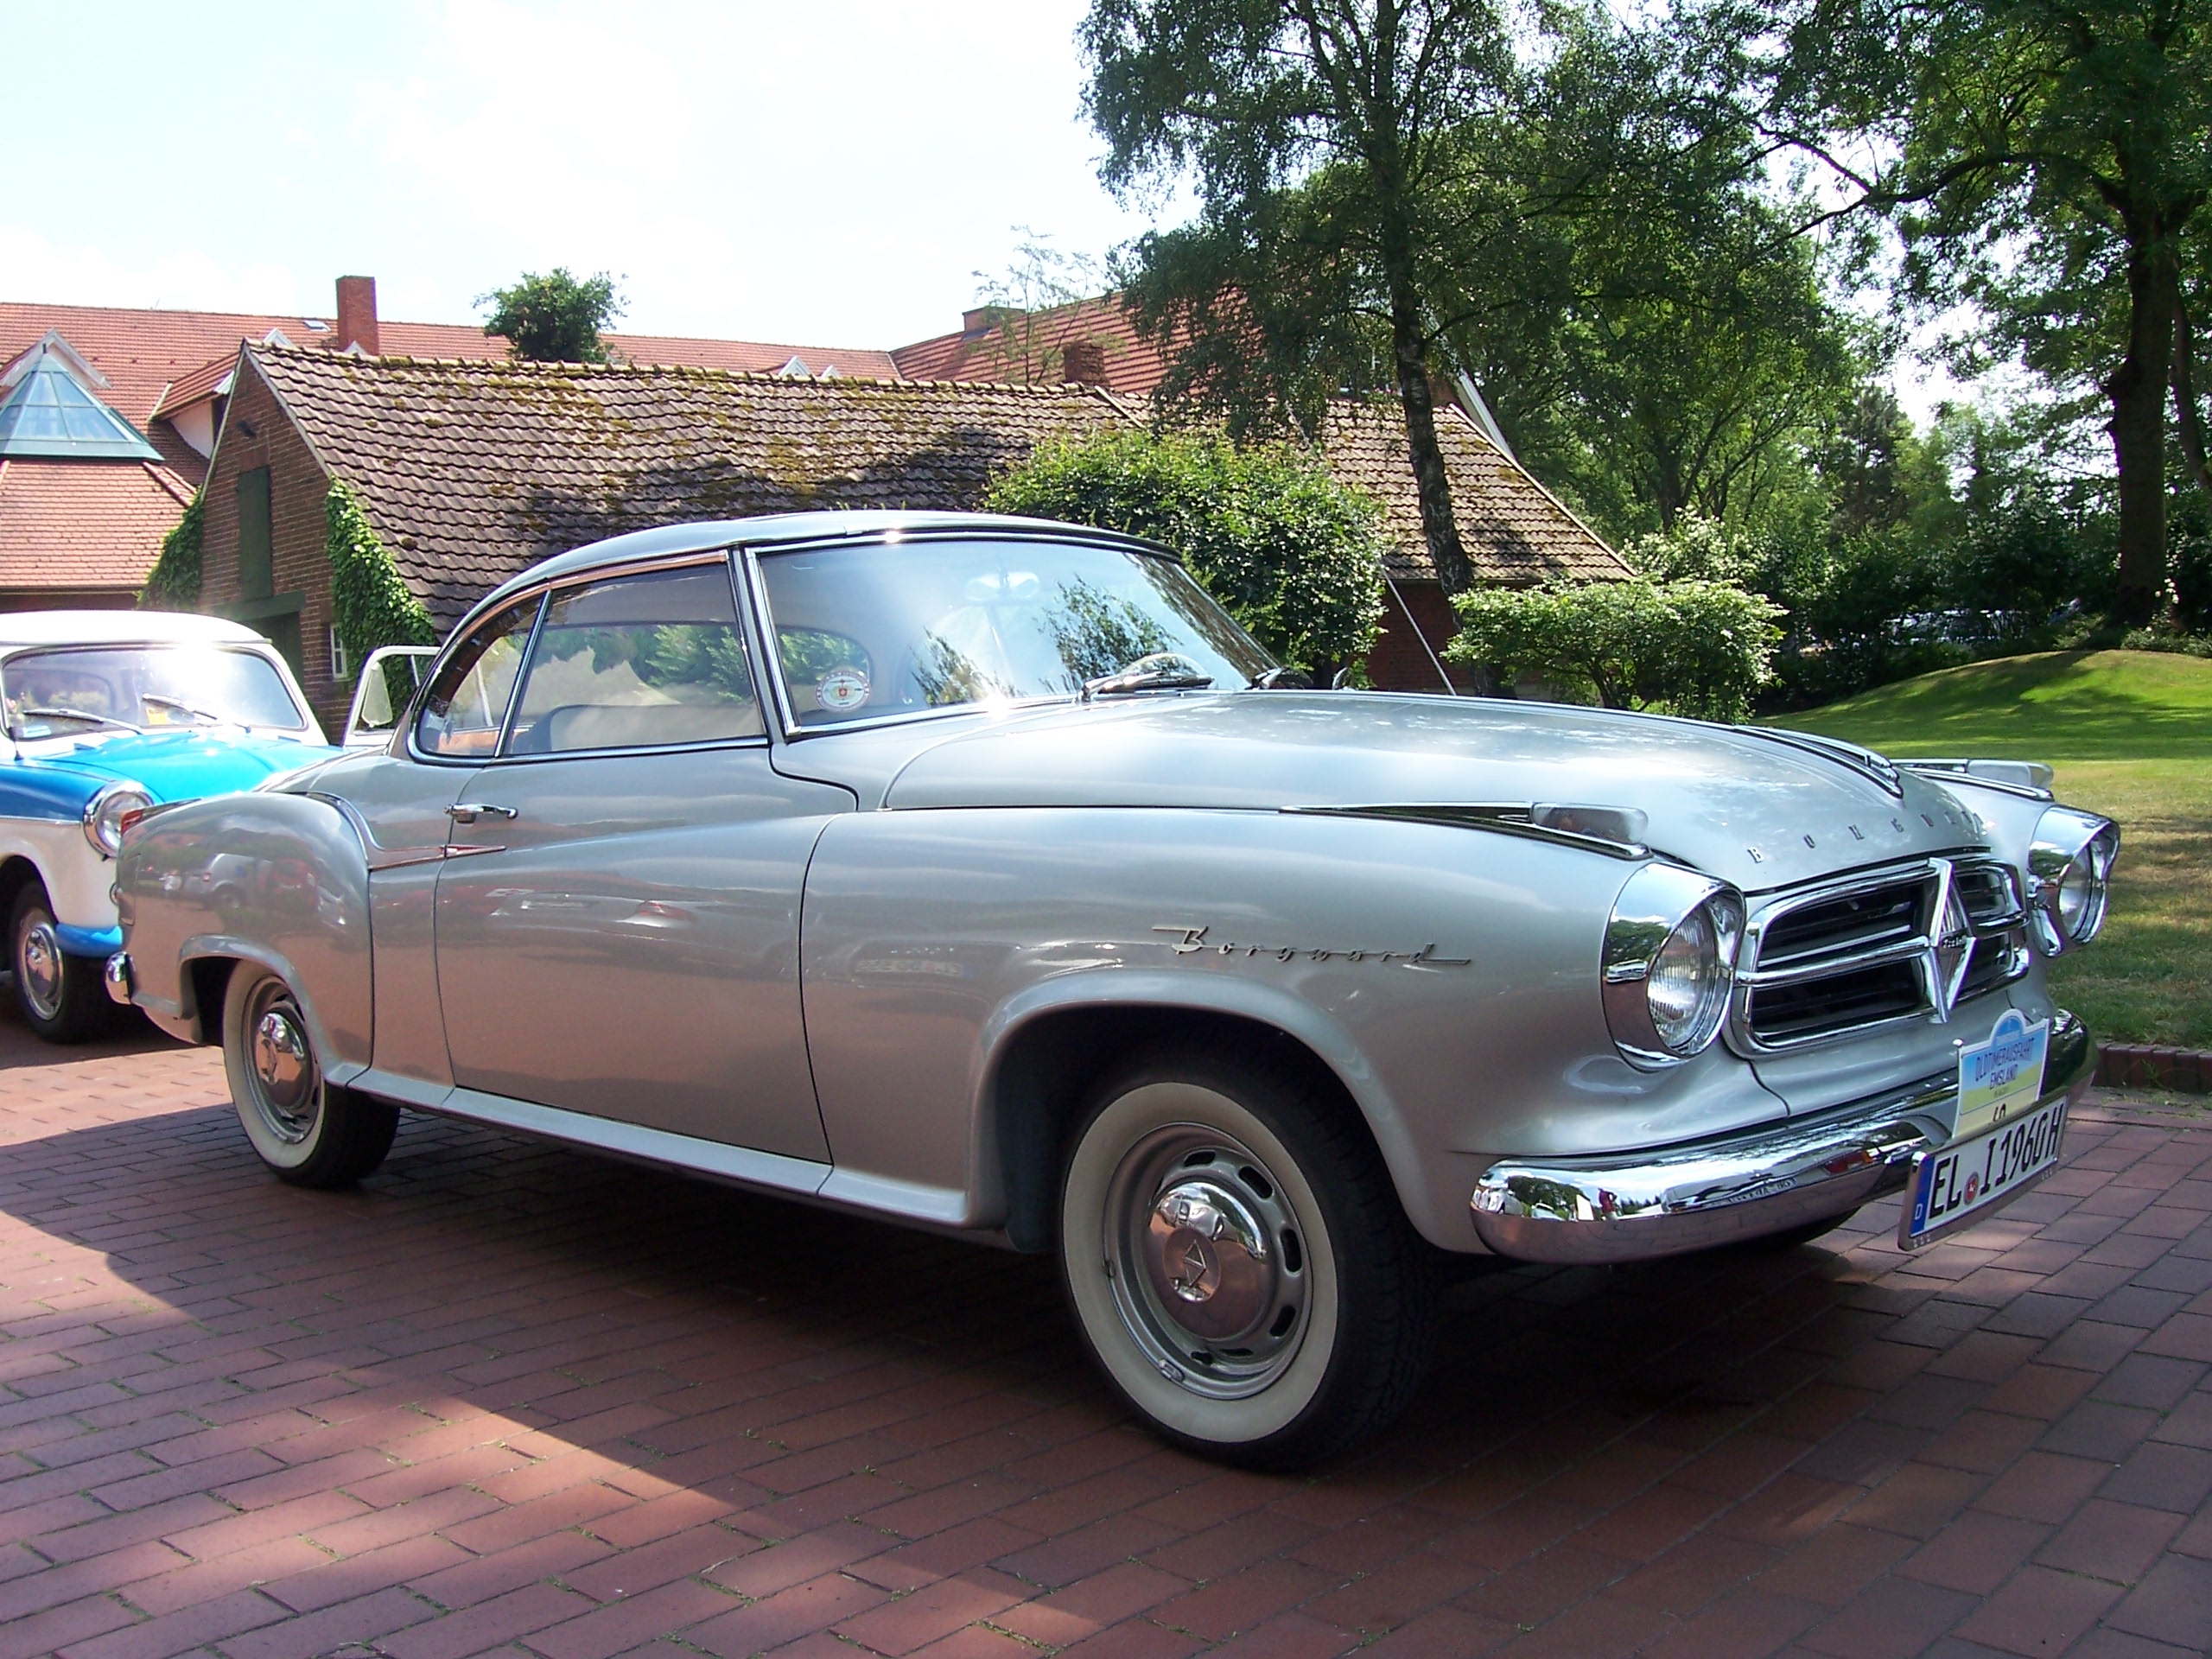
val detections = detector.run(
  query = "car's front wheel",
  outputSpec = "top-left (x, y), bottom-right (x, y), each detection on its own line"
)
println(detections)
top-left (10, 881), bottom-right (109, 1043)
top-left (222, 967), bottom-right (398, 1187)
top-left (1058, 1039), bottom-right (1435, 1469)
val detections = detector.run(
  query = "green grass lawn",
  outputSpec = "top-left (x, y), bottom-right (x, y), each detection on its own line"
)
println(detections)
top-left (1769, 650), bottom-right (2212, 1048)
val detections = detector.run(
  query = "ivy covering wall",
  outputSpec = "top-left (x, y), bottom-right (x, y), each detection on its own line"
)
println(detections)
top-left (326, 480), bottom-right (434, 673)
top-left (139, 493), bottom-right (203, 609)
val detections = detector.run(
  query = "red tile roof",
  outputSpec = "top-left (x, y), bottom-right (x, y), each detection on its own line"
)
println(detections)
top-left (0, 458), bottom-right (196, 594)
top-left (893, 295), bottom-right (1174, 396)
top-left (0, 301), bottom-right (896, 428)
top-left (246, 346), bottom-right (1133, 629)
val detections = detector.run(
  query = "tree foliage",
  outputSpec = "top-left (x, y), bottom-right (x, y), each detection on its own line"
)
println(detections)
top-left (140, 492), bottom-right (203, 610)
top-left (479, 269), bottom-right (624, 363)
top-left (327, 481), bottom-right (435, 679)
top-left (986, 426), bottom-right (1388, 675)
top-left (1774, 0), bottom-right (2212, 622)
top-left (1445, 574), bottom-right (1783, 720)
top-left (1083, 0), bottom-right (1548, 593)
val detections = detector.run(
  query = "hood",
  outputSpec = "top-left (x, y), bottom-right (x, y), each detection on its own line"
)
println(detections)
top-left (7, 730), bottom-right (340, 812)
top-left (876, 692), bottom-right (1987, 891)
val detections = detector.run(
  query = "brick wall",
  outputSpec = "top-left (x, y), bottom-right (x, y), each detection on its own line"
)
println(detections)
top-left (1364, 578), bottom-right (1479, 693)
top-left (200, 361), bottom-right (343, 734)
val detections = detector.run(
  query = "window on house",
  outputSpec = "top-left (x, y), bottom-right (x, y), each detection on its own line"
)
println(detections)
top-left (237, 467), bottom-right (274, 601)
top-left (328, 627), bottom-right (352, 683)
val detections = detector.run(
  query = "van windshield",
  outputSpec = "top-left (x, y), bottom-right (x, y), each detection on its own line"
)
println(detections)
top-left (1, 645), bottom-right (308, 739)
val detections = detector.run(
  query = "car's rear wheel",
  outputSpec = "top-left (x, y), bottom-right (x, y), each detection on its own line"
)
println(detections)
top-left (1057, 1039), bottom-right (1435, 1469)
top-left (223, 967), bottom-right (397, 1187)
top-left (10, 882), bottom-right (109, 1043)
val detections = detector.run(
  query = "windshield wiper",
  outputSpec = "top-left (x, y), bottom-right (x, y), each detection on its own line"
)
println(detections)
top-left (1080, 653), bottom-right (1216, 702)
top-left (1249, 665), bottom-right (1313, 690)
top-left (16, 707), bottom-right (143, 734)
top-left (141, 694), bottom-right (226, 727)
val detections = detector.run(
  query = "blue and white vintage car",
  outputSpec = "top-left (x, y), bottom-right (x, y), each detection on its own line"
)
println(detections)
top-left (109, 514), bottom-right (2118, 1465)
top-left (1, 611), bottom-right (334, 1039)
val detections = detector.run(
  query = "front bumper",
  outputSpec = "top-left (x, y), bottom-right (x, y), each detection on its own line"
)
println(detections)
top-left (1471, 1010), bottom-right (2093, 1263)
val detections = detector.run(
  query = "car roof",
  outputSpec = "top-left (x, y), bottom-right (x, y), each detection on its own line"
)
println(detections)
top-left (474, 511), bottom-right (1172, 620)
top-left (0, 610), bottom-right (270, 650)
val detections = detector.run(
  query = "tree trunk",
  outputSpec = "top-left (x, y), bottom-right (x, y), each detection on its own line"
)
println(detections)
top-left (2173, 289), bottom-right (2212, 505)
top-left (1390, 292), bottom-right (1476, 594)
top-left (2107, 236), bottom-right (2177, 626)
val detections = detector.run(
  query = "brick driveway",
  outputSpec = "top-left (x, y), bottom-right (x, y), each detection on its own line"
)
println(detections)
top-left (2, 1011), bottom-right (2208, 1659)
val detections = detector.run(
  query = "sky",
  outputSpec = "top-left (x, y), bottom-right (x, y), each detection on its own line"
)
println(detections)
top-left (1, 0), bottom-right (1172, 351)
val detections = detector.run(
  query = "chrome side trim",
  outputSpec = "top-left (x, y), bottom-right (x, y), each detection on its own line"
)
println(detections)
top-left (1281, 803), bottom-right (1649, 860)
top-left (1471, 1010), bottom-right (2093, 1264)
top-left (346, 1072), bottom-right (981, 1232)
top-left (1733, 728), bottom-right (1904, 796)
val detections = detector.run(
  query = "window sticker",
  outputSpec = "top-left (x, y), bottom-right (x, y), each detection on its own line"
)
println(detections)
top-left (817, 667), bottom-right (871, 713)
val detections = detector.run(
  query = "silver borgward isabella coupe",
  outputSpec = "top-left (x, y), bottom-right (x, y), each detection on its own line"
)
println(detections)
top-left (109, 512), bottom-right (2118, 1466)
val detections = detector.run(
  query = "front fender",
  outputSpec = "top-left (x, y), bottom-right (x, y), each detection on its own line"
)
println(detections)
top-left (115, 792), bottom-right (372, 1071)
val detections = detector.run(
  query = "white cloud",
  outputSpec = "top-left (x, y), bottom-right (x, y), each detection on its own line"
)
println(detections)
top-left (0, 226), bottom-right (305, 316)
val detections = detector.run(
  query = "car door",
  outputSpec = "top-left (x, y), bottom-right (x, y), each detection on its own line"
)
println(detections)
top-left (431, 556), bottom-right (851, 1160)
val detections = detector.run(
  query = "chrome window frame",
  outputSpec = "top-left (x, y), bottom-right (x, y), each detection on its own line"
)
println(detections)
top-left (405, 550), bottom-right (772, 768)
top-left (1723, 854), bottom-right (2033, 1058)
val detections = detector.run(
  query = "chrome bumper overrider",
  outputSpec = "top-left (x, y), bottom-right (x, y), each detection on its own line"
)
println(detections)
top-left (1471, 1011), bottom-right (2093, 1263)
top-left (104, 950), bottom-right (134, 1007)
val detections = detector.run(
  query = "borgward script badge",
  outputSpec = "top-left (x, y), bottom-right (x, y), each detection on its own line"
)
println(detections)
top-left (1154, 925), bottom-right (1470, 967)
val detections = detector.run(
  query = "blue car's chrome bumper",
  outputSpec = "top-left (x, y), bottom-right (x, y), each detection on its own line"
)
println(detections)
top-left (1471, 1011), bottom-right (2094, 1263)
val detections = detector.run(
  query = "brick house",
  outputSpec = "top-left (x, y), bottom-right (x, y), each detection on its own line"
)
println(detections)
top-left (893, 297), bottom-right (1628, 689)
top-left (194, 341), bottom-right (1625, 730)
top-left (0, 277), bottom-right (893, 611)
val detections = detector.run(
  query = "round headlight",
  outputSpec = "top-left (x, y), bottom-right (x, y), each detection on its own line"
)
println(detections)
top-left (82, 781), bottom-right (154, 859)
top-left (1604, 864), bottom-right (1745, 1066)
top-left (2026, 806), bottom-right (2119, 955)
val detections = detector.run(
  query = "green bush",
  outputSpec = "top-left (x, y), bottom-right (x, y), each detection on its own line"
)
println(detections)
top-left (140, 493), bottom-right (203, 609)
top-left (1445, 576), bottom-right (1783, 722)
top-left (327, 480), bottom-right (434, 678)
top-left (987, 428), bottom-right (1388, 677)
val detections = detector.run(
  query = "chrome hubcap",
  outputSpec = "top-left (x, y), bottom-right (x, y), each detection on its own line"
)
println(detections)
top-left (245, 983), bottom-right (319, 1143)
top-left (17, 913), bottom-right (64, 1021)
top-left (1105, 1127), bottom-right (1310, 1400)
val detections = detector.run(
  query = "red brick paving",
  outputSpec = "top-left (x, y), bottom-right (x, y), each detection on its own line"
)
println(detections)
top-left (1, 1013), bottom-right (2209, 1658)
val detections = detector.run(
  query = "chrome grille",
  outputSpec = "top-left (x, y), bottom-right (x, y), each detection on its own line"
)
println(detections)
top-left (1730, 857), bottom-right (2030, 1053)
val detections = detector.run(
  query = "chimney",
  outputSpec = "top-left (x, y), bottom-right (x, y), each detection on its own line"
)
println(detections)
top-left (335, 276), bottom-right (380, 355)
top-left (1062, 340), bottom-right (1108, 386)
top-left (963, 305), bottom-right (1011, 337)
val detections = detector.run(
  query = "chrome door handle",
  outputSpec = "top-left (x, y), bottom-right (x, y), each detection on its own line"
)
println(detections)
top-left (447, 803), bottom-right (518, 823)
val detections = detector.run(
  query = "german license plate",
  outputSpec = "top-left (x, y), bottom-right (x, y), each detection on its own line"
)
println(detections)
top-left (1900, 1096), bottom-right (2068, 1249)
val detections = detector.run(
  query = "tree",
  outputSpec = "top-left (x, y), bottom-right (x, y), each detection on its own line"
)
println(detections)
top-left (1444, 575), bottom-right (1783, 720)
top-left (969, 229), bottom-right (1110, 385)
top-left (479, 269), bottom-right (624, 363)
top-left (1083, 0), bottom-right (1541, 594)
top-left (1776, 0), bottom-right (2212, 622)
top-left (986, 427), bottom-right (1389, 677)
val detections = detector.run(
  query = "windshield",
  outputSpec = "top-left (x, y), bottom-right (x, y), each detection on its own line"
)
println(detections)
top-left (754, 537), bottom-right (1274, 727)
top-left (1, 645), bottom-right (308, 740)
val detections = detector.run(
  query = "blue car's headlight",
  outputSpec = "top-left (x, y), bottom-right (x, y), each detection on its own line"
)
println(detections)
top-left (82, 781), bottom-right (154, 859)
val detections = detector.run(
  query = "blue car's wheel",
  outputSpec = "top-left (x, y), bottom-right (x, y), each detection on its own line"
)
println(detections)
top-left (9, 882), bottom-right (108, 1043)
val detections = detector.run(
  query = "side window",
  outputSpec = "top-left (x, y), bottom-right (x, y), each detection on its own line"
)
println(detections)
top-left (505, 563), bottom-right (763, 755)
top-left (414, 598), bottom-right (538, 757)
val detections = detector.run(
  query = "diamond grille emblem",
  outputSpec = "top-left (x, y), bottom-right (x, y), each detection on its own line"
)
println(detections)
top-left (1925, 862), bottom-right (1975, 1022)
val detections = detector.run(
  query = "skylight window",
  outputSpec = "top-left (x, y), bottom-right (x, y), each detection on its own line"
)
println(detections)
top-left (303, 318), bottom-right (330, 332)
top-left (0, 345), bottom-right (162, 461)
